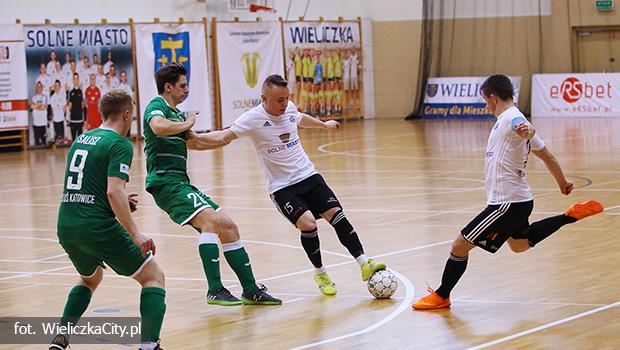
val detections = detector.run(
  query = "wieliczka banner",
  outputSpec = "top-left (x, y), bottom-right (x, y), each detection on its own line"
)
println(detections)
top-left (215, 21), bottom-right (284, 127)
top-left (135, 23), bottom-right (213, 132)
top-left (532, 73), bottom-right (620, 117)
top-left (282, 21), bottom-right (363, 119)
top-left (422, 76), bottom-right (521, 118)
top-left (24, 24), bottom-right (135, 145)
top-left (0, 24), bottom-right (28, 131)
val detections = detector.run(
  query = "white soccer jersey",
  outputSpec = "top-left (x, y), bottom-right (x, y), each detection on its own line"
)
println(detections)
top-left (50, 92), bottom-right (66, 123)
top-left (484, 106), bottom-right (545, 205)
top-left (349, 54), bottom-right (359, 78)
top-left (36, 74), bottom-right (52, 97)
top-left (230, 101), bottom-right (317, 194)
top-left (47, 60), bottom-right (58, 75)
top-left (343, 57), bottom-right (351, 80)
top-left (103, 61), bottom-right (113, 74)
top-left (117, 82), bottom-right (133, 95)
top-left (31, 93), bottom-right (48, 126)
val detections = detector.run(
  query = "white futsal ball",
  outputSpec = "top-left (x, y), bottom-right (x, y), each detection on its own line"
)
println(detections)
top-left (367, 269), bottom-right (398, 299)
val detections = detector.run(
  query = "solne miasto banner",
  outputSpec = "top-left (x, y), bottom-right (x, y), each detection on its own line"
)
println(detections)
top-left (422, 76), bottom-right (521, 119)
top-left (215, 21), bottom-right (284, 127)
top-left (135, 23), bottom-right (213, 132)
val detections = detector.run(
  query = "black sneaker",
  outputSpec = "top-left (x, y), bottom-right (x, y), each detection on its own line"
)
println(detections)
top-left (207, 287), bottom-right (243, 306)
top-left (241, 284), bottom-right (282, 305)
top-left (49, 334), bottom-right (69, 350)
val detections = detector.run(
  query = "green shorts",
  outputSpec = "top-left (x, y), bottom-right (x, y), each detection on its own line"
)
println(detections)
top-left (148, 182), bottom-right (220, 226)
top-left (60, 222), bottom-right (152, 278)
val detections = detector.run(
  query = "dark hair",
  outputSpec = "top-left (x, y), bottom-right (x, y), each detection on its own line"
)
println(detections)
top-left (155, 63), bottom-right (187, 94)
top-left (480, 74), bottom-right (514, 101)
top-left (262, 74), bottom-right (288, 91)
top-left (100, 90), bottom-right (133, 120)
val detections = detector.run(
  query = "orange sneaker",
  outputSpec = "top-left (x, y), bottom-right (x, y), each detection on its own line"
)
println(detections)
top-left (565, 200), bottom-right (604, 220)
top-left (412, 286), bottom-right (451, 310)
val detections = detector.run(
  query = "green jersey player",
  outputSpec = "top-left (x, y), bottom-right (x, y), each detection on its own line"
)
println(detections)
top-left (143, 63), bottom-right (280, 306)
top-left (51, 91), bottom-right (166, 350)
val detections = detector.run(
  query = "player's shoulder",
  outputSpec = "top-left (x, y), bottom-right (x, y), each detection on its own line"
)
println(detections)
top-left (146, 96), bottom-right (166, 110)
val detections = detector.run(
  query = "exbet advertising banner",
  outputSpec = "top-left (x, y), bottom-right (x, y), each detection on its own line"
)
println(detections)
top-left (0, 24), bottom-right (28, 130)
top-left (282, 21), bottom-right (363, 119)
top-left (422, 76), bottom-right (521, 118)
top-left (215, 21), bottom-right (283, 127)
top-left (135, 23), bottom-right (213, 131)
top-left (532, 73), bottom-right (620, 117)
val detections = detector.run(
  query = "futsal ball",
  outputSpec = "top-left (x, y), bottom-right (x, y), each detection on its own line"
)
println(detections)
top-left (367, 270), bottom-right (398, 299)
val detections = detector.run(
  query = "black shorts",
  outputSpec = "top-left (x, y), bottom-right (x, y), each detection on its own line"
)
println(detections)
top-left (461, 200), bottom-right (533, 253)
top-left (270, 174), bottom-right (342, 226)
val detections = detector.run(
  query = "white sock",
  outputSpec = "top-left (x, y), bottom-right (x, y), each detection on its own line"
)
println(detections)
top-left (314, 266), bottom-right (327, 275)
top-left (140, 342), bottom-right (157, 350)
top-left (355, 254), bottom-right (368, 266)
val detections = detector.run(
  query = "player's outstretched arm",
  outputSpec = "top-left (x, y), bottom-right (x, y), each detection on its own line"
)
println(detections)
top-left (187, 129), bottom-right (238, 150)
top-left (107, 177), bottom-right (156, 256)
top-left (298, 113), bottom-right (339, 130)
top-left (149, 112), bottom-right (196, 136)
top-left (532, 147), bottom-right (574, 195)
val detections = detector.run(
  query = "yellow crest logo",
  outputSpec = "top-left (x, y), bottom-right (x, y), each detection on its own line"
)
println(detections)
top-left (241, 52), bottom-right (261, 88)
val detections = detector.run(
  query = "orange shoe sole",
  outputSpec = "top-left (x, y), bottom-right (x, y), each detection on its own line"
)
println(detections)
top-left (566, 200), bottom-right (604, 220)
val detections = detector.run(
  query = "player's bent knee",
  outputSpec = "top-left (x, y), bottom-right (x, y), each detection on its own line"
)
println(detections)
top-left (451, 235), bottom-right (475, 256)
top-left (134, 259), bottom-right (165, 289)
top-left (508, 238), bottom-right (530, 253)
top-left (296, 215), bottom-right (317, 231)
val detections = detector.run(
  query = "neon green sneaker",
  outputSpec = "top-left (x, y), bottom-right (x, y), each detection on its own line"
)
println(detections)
top-left (313, 272), bottom-right (337, 295)
top-left (361, 258), bottom-right (387, 281)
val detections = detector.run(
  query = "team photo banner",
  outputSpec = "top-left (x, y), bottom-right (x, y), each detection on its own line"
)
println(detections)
top-left (422, 76), bottom-right (521, 118)
top-left (24, 24), bottom-right (135, 143)
top-left (0, 24), bottom-right (28, 130)
top-left (532, 73), bottom-right (620, 117)
top-left (135, 23), bottom-right (213, 131)
top-left (282, 21), bottom-right (364, 119)
top-left (215, 21), bottom-right (284, 127)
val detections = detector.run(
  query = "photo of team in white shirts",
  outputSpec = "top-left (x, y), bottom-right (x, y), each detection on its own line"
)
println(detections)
top-left (285, 46), bottom-right (362, 118)
top-left (28, 49), bottom-right (134, 146)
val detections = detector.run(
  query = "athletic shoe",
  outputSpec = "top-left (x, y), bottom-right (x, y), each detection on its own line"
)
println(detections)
top-left (412, 286), bottom-right (451, 310)
top-left (361, 258), bottom-right (387, 281)
top-left (313, 272), bottom-right (337, 295)
top-left (241, 285), bottom-right (282, 305)
top-left (206, 287), bottom-right (243, 306)
top-left (566, 200), bottom-right (604, 220)
top-left (49, 334), bottom-right (69, 350)
top-left (139, 339), bottom-right (164, 350)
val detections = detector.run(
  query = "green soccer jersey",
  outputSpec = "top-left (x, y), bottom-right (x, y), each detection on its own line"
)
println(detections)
top-left (57, 127), bottom-right (133, 241)
top-left (143, 96), bottom-right (190, 189)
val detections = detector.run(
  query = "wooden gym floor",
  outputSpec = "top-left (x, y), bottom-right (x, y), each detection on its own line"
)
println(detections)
top-left (0, 117), bottom-right (618, 349)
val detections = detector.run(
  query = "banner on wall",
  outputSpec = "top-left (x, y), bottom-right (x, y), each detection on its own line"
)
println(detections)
top-left (282, 21), bottom-right (364, 119)
top-left (532, 73), bottom-right (620, 117)
top-left (135, 23), bottom-right (213, 132)
top-left (0, 24), bottom-right (28, 131)
top-left (24, 24), bottom-right (135, 145)
top-left (422, 76), bottom-right (521, 119)
top-left (216, 21), bottom-right (284, 127)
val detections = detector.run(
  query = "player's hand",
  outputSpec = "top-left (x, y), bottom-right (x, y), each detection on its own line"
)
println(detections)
top-left (515, 123), bottom-right (535, 139)
top-left (132, 233), bottom-right (156, 256)
top-left (559, 180), bottom-right (574, 195)
top-left (184, 111), bottom-right (198, 127)
top-left (324, 120), bottom-right (340, 130)
top-left (128, 193), bottom-right (138, 212)
top-left (187, 130), bottom-right (199, 139)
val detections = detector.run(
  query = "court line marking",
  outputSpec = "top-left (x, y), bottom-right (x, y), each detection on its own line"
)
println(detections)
top-left (465, 300), bottom-right (620, 350)
top-left (0, 265), bottom-right (75, 282)
top-left (290, 269), bottom-right (415, 350)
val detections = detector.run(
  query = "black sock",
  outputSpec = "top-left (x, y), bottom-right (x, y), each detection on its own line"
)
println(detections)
top-left (527, 214), bottom-right (577, 247)
top-left (329, 210), bottom-right (364, 258)
top-left (300, 229), bottom-right (323, 268)
top-left (435, 253), bottom-right (468, 299)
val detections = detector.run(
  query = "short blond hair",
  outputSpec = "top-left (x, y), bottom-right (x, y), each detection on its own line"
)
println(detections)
top-left (100, 90), bottom-right (133, 121)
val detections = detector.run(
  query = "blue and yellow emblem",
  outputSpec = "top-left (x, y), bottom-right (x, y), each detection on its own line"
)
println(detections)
top-left (152, 32), bottom-right (191, 83)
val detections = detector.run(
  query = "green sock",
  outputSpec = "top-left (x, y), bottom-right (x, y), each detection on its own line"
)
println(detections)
top-left (199, 243), bottom-right (224, 292)
top-left (140, 287), bottom-right (166, 343)
top-left (223, 244), bottom-right (258, 293)
top-left (61, 285), bottom-right (92, 326)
